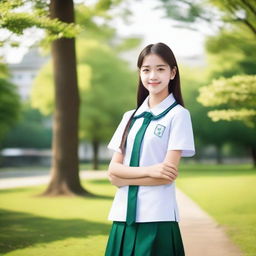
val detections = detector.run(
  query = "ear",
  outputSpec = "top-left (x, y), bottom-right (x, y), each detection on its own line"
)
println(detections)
top-left (170, 66), bottom-right (177, 80)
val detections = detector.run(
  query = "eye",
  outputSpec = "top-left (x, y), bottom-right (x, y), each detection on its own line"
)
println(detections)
top-left (158, 68), bottom-right (165, 71)
top-left (142, 69), bottom-right (149, 72)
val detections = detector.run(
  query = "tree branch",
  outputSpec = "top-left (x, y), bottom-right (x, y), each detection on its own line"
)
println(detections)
top-left (240, 0), bottom-right (256, 17)
top-left (239, 18), bottom-right (256, 35)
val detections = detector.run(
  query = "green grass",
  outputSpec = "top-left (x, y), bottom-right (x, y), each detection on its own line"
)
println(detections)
top-left (0, 179), bottom-right (115, 256)
top-left (177, 163), bottom-right (256, 256)
top-left (0, 163), bottom-right (255, 255)
top-left (0, 163), bottom-right (109, 172)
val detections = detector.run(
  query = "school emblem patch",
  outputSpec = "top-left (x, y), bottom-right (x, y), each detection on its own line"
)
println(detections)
top-left (154, 124), bottom-right (166, 137)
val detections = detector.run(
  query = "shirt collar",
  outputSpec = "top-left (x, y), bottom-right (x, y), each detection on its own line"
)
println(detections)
top-left (134, 92), bottom-right (177, 117)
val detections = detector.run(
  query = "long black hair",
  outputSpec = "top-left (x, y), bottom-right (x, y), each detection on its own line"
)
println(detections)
top-left (119, 42), bottom-right (185, 153)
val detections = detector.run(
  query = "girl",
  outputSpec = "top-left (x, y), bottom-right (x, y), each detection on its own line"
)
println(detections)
top-left (105, 42), bottom-right (195, 256)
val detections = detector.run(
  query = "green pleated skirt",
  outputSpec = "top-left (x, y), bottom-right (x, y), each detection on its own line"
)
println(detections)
top-left (105, 221), bottom-right (185, 256)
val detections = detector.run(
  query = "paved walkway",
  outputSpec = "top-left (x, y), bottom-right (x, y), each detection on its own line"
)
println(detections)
top-left (0, 170), bottom-right (242, 256)
top-left (177, 190), bottom-right (242, 256)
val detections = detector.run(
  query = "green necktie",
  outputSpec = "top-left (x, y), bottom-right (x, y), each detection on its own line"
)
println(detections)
top-left (126, 101), bottom-right (178, 225)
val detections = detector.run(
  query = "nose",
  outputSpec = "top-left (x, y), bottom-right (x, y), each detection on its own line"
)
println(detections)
top-left (149, 70), bottom-right (158, 80)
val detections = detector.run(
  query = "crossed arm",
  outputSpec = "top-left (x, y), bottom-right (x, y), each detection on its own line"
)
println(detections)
top-left (107, 150), bottom-right (182, 187)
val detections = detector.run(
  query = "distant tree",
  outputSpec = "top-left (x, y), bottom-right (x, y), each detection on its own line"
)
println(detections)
top-left (180, 65), bottom-right (256, 166)
top-left (77, 40), bottom-right (136, 169)
top-left (0, 78), bottom-right (20, 145)
top-left (31, 40), bottom-right (136, 169)
top-left (158, 0), bottom-right (256, 36)
top-left (2, 105), bottom-right (52, 148)
top-left (0, 61), bottom-right (9, 78)
top-left (205, 28), bottom-right (256, 79)
top-left (197, 75), bottom-right (256, 127)
top-left (180, 66), bottom-right (233, 163)
top-left (197, 75), bottom-right (256, 166)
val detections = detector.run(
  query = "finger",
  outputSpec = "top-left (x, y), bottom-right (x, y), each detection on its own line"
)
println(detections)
top-left (162, 166), bottom-right (178, 175)
top-left (164, 162), bottom-right (178, 171)
top-left (162, 171), bottom-right (176, 180)
top-left (161, 174), bottom-right (173, 181)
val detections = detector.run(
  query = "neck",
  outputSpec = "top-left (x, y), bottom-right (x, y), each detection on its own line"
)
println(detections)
top-left (148, 91), bottom-right (169, 109)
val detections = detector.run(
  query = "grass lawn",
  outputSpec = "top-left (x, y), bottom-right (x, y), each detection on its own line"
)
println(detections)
top-left (177, 163), bottom-right (256, 256)
top-left (0, 163), bottom-right (109, 173)
top-left (0, 179), bottom-right (115, 256)
top-left (0, 163), bottom-right (255, 255)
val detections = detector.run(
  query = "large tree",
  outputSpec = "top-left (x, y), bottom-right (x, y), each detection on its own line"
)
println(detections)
top-left (0, 0), bottom-right (126, 196)
top-left (43, 0), bottom-right (87, 196)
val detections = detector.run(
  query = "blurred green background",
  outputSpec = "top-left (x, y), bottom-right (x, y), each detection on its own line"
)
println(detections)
top-left (0, 0), bottom-right (255, 255)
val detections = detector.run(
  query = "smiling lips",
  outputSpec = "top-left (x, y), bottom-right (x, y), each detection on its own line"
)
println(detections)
top-left (148, 82), bottom-right (161, 85)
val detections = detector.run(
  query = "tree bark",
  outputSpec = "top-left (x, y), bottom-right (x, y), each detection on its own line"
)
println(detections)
top-left (216, 144), bottom-right (223, 164)
top-left (41, 0), bottom-right (90, 196)
top-left (252, 146), bottom-right (256, 168)
top-left (92, 140), bottom-right (99, 170)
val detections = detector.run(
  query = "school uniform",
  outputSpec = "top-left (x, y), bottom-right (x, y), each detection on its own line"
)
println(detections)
top-left (105, 92), bottom-right (195, 256)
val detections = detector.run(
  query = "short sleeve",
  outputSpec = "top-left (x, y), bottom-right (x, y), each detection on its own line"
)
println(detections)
top-left (107, 110), bottom-right (134, 153)
top-left (167, 108), bottom-right (196, 157)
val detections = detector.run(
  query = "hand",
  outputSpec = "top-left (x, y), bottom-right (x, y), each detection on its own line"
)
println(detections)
top-left (148, 162), bottom-right (178, 182)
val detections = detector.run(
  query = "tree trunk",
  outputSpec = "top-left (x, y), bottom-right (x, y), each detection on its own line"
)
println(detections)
top-left (92, 140), bottom-right (99, 170)
top-left (41, 0), bottom-right (90, 196)
top-left (252, 146), bottom-right (256, 168)
top-left (216, 144), bottom-right (223, 164)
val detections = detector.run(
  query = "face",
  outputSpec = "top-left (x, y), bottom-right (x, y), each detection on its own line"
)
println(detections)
top-left (139, 53), bottom-right (176, 97)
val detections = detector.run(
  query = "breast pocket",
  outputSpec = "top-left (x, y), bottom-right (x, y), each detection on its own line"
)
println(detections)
top-left (145, 122), bottom-right (169, 146)
top-left (154, 124), bottom-right (166, 137)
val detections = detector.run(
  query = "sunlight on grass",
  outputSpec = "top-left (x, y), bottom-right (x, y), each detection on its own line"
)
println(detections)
top-left (0, 164), bottom-right (255, 256)
top-left (0, 179), bottom-right (115, 255)
top-left (177, 163), bottom-right (256, 256)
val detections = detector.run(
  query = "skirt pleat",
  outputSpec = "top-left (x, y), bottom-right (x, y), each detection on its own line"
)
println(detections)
top-left (105, 221), bottom-right (185, 256)
top-left (105, 221), bottom-right (125, 256)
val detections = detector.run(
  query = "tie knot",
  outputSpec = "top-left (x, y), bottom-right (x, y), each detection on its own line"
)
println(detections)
top-left (143, 112), bottom-right (153, 119)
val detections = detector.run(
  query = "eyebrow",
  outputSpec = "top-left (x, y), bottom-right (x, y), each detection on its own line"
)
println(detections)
top-left (141, 64), bottom-right (167, 68)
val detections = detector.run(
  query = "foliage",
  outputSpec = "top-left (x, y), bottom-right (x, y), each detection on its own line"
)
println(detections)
top-left (31, 39), bottom-right (136, 143)
top-left (0, 61), bottom-right (9, 78)
top-left (2, 104), bottom-right (52, 148)
top-left (31, 61), bottom-right (91, 115)
top-left (0, 78), bottom-right (20, 144)
top-left (0, 0), bottom-right (134, 48)
top-left (197, 75), bottom-right (256, 127)
top-left (77, 40), bottom-right (136, 142)
top-left (179, 65), bottom-right (256, 165)
top-left (205, 28), bottom-right (256, 78)
top-left (0, 0), bottom-right (80, 46)
top-left (75, 3), bottom-right (142, 52)
top-left (158, 0), bottom-right (256, 35)
top-left (179, 65), bottom-right (236, 155)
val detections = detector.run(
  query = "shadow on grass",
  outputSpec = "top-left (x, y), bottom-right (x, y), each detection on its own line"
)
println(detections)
top-left (0, 208), bottom-right (111, 254)
top-left (0, 181), bottom-right (114, 200)
top-left (0, 187), bottom-right (114, 201)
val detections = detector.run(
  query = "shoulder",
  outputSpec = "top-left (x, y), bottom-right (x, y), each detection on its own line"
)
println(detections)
top-left (122, 109), bottom-right (136, 120)
top-left (170, 104), bottom-right (191, 121)
top-left (173, 104), bottom-right (190, 115)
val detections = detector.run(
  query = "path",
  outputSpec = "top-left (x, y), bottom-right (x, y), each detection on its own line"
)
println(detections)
top-left (177, 189), bottom-right (242, 256)
top-left (0, 170), bottom-right (242, 256)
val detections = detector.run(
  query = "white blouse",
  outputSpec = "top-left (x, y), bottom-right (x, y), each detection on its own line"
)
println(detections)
top-left (107, 93), bottom-right (195, 222)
